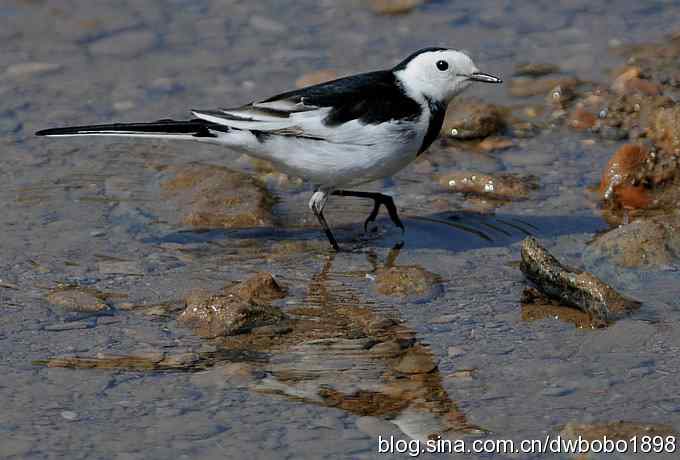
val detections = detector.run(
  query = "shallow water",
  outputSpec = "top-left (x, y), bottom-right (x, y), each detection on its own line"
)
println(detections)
top-left (3, 1), bottom-right (680, 459)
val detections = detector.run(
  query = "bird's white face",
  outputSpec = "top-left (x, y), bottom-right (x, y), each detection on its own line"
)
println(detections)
top-left (394, 49), bottom-right (499, 104)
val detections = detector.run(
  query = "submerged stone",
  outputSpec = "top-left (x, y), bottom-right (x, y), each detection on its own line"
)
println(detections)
top-left (439, 171), bottom-right (537, 201)
top-left (391, 345), bottom-right (438, 374)
top-left (586, 214), bottom-right (680, 268)
top-left (161, 164), bottom-right (275, 229)
top-left (375, 265), bottom-right (440, 299)
top-left (47, 288), bottom-right (109, 313)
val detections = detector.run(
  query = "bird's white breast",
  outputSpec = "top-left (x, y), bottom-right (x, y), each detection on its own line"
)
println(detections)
top-left (215, 107), bottom-right (430, 189)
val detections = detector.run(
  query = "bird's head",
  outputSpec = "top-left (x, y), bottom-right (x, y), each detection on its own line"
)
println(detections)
top-left (393, 48), bottom-right (502, 104)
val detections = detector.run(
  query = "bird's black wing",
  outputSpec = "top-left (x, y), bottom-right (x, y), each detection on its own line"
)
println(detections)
top-left (192, 70), bottom-right (423, 131)
top-left (262, 70), bottom-right (423, 126)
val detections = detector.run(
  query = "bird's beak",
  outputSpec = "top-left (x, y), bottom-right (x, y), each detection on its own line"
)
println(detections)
top-left (469, 72), bottom-right (503, 84)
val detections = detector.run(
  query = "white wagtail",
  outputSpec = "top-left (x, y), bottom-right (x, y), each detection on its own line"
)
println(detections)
top-left (37, 48), bottom-right (501, 250)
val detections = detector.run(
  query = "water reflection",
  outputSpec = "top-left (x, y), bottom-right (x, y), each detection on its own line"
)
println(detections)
top-left (38, 249), bottom-right (482, 441)
top-left (252, 251), bottom-right (482, 440)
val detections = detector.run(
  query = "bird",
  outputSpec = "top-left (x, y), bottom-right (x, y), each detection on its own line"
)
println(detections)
top-left (36, 47), bottom-right (502, 250)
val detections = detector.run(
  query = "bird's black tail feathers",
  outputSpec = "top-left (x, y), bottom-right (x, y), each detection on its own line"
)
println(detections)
top-left (35, 119), bottom-right (227, 138)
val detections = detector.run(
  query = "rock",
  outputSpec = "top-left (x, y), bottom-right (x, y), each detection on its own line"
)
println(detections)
top-left (513, 63), bottom-right (560, 78)
top-left (520, 237), bottom-right (641, 324)
top-left (568, 107), bottom-right (598, 130)
top-left (368, 340), bottom-right (403, 358)
top-left (4, 62), bottom-right (62, 78)
top-left (509, 77), bottom-right (579, 98)
top-left (439, 171), bottom-right (537, 201)
top-left (612, 67), bottom-right (661, 96)
top-left (648, 105), bottom-right (680, 154)
top-left (441, 101), bottom-right (505, 139)
top-left (599, 144), bottom-right (652, 210)
top-left (546, 83), bottom-right (577, 108)
top-left (39, 354), bottom-right (159, 370)
top-left (178, 273), bottom-right (287, 338)
top-left (161, 164), bottom-right (275, 229)
top-left (47, 289), bottom-right (109, 313)
top-left (585, 214), bottom-right (680, 268)
top-left (375, 265), bottom-right (439, 298)
top-left (178, 293), bottom-right (285, 338)
top-left (88, 30), bottom-right (156, 58)
top-left (477, 136), bottom-right (515, 152)
top-left (391, 345), bottom-right (438, 374)
top-left (97, 260), bottom-right (144, 275)
top-left (230, 272), bottom-right (287, 305)
top-left (369, 0), bottom-right (423, 15)
top-left (296, 70), bottom-right (338, 88)
top-left (624, 78), bottom-right (662, 96)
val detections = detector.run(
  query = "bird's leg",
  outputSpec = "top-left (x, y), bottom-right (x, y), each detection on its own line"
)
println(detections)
top-left (309, 190), bottom-right (339, 251)
top-left (331, 190), bottom-right (405, 233)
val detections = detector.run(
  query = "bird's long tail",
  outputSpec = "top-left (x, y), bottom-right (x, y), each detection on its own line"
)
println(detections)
top-left (35, 119), bottom-right (227, 140)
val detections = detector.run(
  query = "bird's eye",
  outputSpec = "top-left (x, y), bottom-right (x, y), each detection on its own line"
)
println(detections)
top-left (436, 60), bottom-right (449, 71)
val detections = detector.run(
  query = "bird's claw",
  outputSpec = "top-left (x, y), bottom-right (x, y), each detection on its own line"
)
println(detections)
top-left (363, 201), bottom-right (381, 233)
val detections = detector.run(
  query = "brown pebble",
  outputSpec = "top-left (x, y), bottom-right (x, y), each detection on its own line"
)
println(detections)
top-left (599, 144), bottom-right (652, 209)
top-left (611, 66), bottom-right (641, 94)
top-left (648, 106), bottom-right (680, 154)
top-left (439, 171), bottom-right (536, 201)
top-left (478, 136), bottom-right (515, 151)
top-left (612, 66), bottom-right (661, 96)
top-left (568, 107), bottom-right (598, 130)
top-left (229, 272), bottom-right (287, 304)
top-left (625, 78), bottom-right (661, 96)
top-left (441, 101), bottom-right (506, 139)
top-left (375, 265), bottom-right (439, 298)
